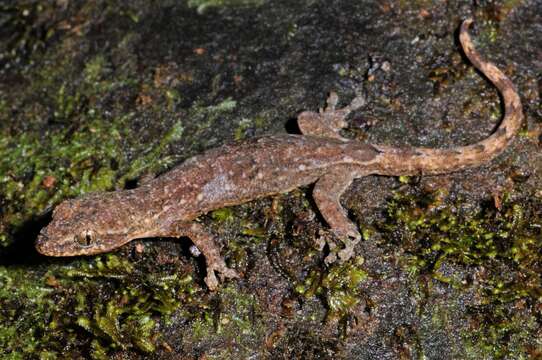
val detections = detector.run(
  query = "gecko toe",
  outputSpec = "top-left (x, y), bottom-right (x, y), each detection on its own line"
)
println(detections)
top-left (326, 91), bottom-right (339, 110)
top-left (205, 262), bottom-right (239, 290)
top-left (332, 226), bottom-right (361, 243)
top-left (337, 243), bottom-right (356, 262)
top-left (348, 95), bottom-right (366, 111)
top-left (204, 272), bottom-right (219, 291)
top-left (219, 267), bottom-right (240, 280)
top-left (324, 226), bottom-right (361, 263)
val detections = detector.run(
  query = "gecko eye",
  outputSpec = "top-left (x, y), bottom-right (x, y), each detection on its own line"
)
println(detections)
top-left (75, 230), bottom-right (96, 247)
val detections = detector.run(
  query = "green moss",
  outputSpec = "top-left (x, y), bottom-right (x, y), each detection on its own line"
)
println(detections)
top-left (380, 189), bottom-right (542, 357)
top-left (462, 306), bottom-right (539, 359)
top-left (0, 50), bottom-right (244, 351)
top-left (117, 120), bottom-right (184, 186)
top-left (295, 257), bottom-right (368, 321)
top-left (211, 208), bottom-right (235, 222)
top-left (234, 118), bottom-right (253, 141)
top-left (0, 253), bottom-right (202, 357)
top-left (0, 2), bottom-right (57, 69)
top-left (0, 267), bottom-right (55, 356)
top-left (118, 98), bottom-right (236, 186)
top-left (187, 284), bottom-right (266, 357)
top-left (0, 89), bottom-right (241, 247)
top-left (0, 114), bottom-right (124, 241)
top-left (165, 88), bottom-right (181, 111)
top-left (84, 55), bottom-right (107, 85)
top-left (234, 114), bottom-right (267, 140)
top-left (322, 258), bottom-right (368, 321)
top-left (53, 84), bottom-right (82, 121)
top-left (216, 285), bottom-right (260, 335)
top-left (383, 191), bottom-right (542, 296)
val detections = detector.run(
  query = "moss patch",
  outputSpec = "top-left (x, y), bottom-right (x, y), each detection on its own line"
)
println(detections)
top-left (0, 253), bottom-right (202, 358)
top-left (379, 189), bottom-right (542, 357)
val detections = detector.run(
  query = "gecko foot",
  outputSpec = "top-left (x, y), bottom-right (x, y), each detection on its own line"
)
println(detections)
top-left (298, 92), bottom-right (365, 139)
top-left (318, 92), bottom-right (348, 131)
top-left (166, 221), bottom-right (240, 291)
top-left (319, 91), bottom-right (366, 130)
top-left (318, 226), bottom-right (361, 265)
top-left (333, 227), bottom-right (361, 263)
top-left (324, 91), bottom-right (365, 113)
top-left (204, 259), bottom-right (239, 291)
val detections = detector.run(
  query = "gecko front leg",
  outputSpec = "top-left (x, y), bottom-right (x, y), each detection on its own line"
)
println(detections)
top-left (298, 92), bottom-right (365, 140)
top-left (313, 167), bottom-right (361, 263)
top-left (159, 221), bottom-right (238, 290)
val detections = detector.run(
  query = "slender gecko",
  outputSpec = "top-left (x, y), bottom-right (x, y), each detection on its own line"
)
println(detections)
top-left (36, 19), bottom-right (523, 290)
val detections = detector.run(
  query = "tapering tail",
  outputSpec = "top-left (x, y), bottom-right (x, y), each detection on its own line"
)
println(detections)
top-left (373, 18), bottom-right (523, 176)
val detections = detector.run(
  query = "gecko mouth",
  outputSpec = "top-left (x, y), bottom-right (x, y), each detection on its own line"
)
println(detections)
top-left (35, 238), bottom-right (78, 257)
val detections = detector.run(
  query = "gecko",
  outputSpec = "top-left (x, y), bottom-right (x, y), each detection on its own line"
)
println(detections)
top-left (36, 19), bottom-right (523, 290)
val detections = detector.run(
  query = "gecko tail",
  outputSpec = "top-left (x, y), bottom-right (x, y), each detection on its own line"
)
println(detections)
top-left (372, 18), bottom-right (523, 176)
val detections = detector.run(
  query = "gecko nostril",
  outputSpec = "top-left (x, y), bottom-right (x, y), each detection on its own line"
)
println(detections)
top-left (36, 233), bottom-right (46, 246)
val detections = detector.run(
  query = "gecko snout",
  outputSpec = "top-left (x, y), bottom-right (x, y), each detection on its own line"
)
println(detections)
top-left (35, 230), bottom-right (66, 256)
top-left (35, 232), bottom-right (52, 255)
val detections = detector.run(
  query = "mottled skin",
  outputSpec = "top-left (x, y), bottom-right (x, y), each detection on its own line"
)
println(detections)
top-left (36, 20), bottom-right (523, 290)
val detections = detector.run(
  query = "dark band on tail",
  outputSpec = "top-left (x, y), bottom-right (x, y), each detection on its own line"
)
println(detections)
top-left (373, 18), bottom-right (523, 176)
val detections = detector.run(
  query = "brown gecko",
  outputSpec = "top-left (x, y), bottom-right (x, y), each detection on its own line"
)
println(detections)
top-left (36, 19), bottom-right (523, 290)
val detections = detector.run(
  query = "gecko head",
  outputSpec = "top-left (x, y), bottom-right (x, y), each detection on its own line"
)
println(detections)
top-left (36, 194), bottom-right (137, 257)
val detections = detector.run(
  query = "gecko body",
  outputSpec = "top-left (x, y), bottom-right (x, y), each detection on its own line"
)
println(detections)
top-left (36, 20), bottom-right (523, 290)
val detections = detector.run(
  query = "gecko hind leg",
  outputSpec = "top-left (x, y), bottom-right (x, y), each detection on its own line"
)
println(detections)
top-left (169, 221), bottom-right (238, 290)
top-left (297, 92), bottom-right (365, 140)
top-left (313, 168), bottom-right (361, 263)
